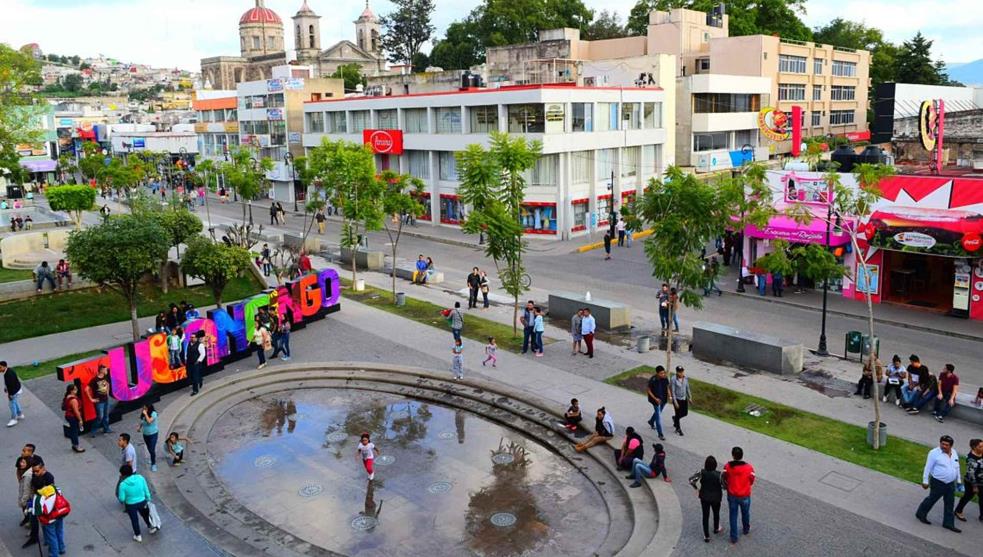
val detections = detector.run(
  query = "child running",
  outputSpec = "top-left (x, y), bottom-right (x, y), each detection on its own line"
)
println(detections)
top-left (451, 338), bottom-right (464, 379)
top-left (356, 433), bottom-right (378, 480)
top-left (165, 432), bottom-right (190, 466)
top-left (482, 337), bottom-right (497, 367)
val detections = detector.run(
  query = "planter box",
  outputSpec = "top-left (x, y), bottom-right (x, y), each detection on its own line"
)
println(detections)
top-left (548, 291), bottom-right (631, 330)
top-left (692, 321), bottom-right (803, 375)
top-left (339, 248), bottom-right (384, 271)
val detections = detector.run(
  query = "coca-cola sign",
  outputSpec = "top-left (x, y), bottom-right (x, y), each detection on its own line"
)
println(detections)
top-left (363, 129), bottom-right (403, 155)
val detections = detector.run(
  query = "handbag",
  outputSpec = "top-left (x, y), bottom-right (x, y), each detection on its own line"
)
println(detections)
top-left (147, 502), bottom-right (162, 529)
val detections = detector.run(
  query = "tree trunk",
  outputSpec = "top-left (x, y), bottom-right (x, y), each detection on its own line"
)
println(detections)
top-left (853, 237), bottom-right (882, 449)
top-left (160, 262), bottom-right (169, 294)
top-left (128, 296), bottom-right (140, 342)
top-left (213, 283), bottom-right (224, 308)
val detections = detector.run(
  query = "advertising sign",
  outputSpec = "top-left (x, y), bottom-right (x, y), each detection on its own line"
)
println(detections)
top-left (758, 107), bottom-right (790, 141)
top-left (362, 129), bottom-right (404, 155)
top-left (288, 132), bottom-right (302, 144)
top-left (284, 78), bottom-right (305, 90)
top-left (867, 207), bottom-right (983, 257)
top-left (132, 138), bottom-right (146, 149)
top-left (15, 143), bottom-right (47, 157)
top-left (856, 264), bottom-right (879, 295)
top-left (267, 108), bottom-right (284, 121)
top-left (919, 100), bottom-right (940, 151)
top-left (267, 79), bottom-right (284, 93)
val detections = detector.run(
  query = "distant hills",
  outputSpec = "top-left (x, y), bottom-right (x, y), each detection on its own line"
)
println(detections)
top-left (947, 59), bottom-right (983, 86)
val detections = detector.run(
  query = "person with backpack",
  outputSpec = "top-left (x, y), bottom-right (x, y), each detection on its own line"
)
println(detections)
top-left (448, 302), bottom-right (464, 342)
top-left (117, 464), bottom-right (157, 542)
top-left (689, 455), bottom-right (724, 543)
top-left (31, 457), bottom-right (69, 554)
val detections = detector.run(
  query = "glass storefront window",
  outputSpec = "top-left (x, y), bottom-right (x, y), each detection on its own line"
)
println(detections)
top-left (440, 195), bottom-right (463, 223)
top-left (597, 196), bottom-right (612, 225)
top-left (572, 103), bottom-right (593, 132)
top-left (572, 200), bottom-right (588, 231)
top-left (469, 105), bottom-right (498, 133)
top-left (519, 203), bottom-right (557, 234)
top-left (507, 104), bottom-right (544, 133)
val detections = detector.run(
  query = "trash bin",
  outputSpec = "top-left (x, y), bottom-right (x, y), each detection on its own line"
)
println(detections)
top-left (866, 421), bottom-right (888, 448)
top-left (396, 292), bottom-right (406, 306)
top-left (844, 331), bottom-right (863, 358)
top-left (636, 336), bottom-right (651, 353)
top-left (861, 335), bottom-right (880, 358)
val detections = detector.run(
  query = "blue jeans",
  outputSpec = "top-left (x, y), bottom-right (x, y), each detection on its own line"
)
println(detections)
top-left (911, 390), bottom-right (935, 410)
top-left (727, 494), bottom-right (751, 542)
top-left (94, 400), bottom-right (110, 434)
top-left (8, 391), bottom-right (21, 419)
top-left (630, 458), bottom-right (652, 482)
top-left (901, 383), bottom-right (918, 406)
top-left (452, 328), bottom-right (462, 342)
top-left (933, 396), bottom-right (955, 418)
top-left (169, 349), bottom-right (181, 369)
top-left (37, 273), bottom-right (55, 291)
top-left (533, 331), bottom-right (544, 353)
top-left (522, 326), bottom-right (534, 352)
top-left (124, 501), bottom-right (152, 536)
top-left (271, 331), bottom-right (291, 358)
top-left (43, 517), bottom-right (65, 555)
top-left (143, 432), bottom-right (158, 466)
top-left (659, 309), bottom-right (669, 330)
top-left (648, 401), bottom-right (667, 436)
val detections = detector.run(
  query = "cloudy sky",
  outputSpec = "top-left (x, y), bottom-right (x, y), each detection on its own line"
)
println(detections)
top-left (2, 0), bottom-right (980, 70)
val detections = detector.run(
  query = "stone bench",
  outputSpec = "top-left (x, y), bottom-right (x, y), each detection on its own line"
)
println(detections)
top-left (282, 232), bottom-right (320, 254)
top-left (386, 262), bottom-right (444, 284)
top-left (951, 392), bottom-right (983, 426)
top-left (692, 321), bottom-right (803, 375)
top-left (548, 291), bottom-right (630, 330)
top-left (339, 247), bottom-right (385, 271)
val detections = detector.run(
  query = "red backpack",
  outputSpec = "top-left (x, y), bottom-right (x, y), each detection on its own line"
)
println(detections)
top-left (36, 487), bottom-right (71, 525)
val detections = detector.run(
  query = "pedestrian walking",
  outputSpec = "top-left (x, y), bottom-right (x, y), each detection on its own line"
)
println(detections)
top-left (646, 366), bottom-right (670, 440)
top-left (571, 308), bottom-right (584, 355)
top-left (276, 202), bottom-right (286, 225)
top-left (689, 456), bottom-right (724, 543)
top-left (722, 446), bottom-right (755, 544)
top-left (138, 404), bottom-right (159, 472)
top-left (581, 308), bottom-right (596, 358)
top-left (603, 232), bottom-right (612, 260)
top-left (916, 434), bottom-right (963, 533)
top-left (269, 203), bottom-right (277, 225)
top-left (117, 464), bottom-right (157, 542)
top-left (270, 317), bottom-right (292, 361)
top-left (449, 302), bottom-right (464, 342)
top-left (315, 208), bottom-right (326, 234)
top-left (933, 364), bottom-right (960, 423)
top-left (2, 361), bottom-right (24, 427)
top-left (61, 385), bottom-right (85, 453)
top-left (616, 218), bottom-right (626, 247)
top-left (670, 366), bottom-right (692, 436)
top-left (533, 307), bottom-right (545, 357)
top-left (703, 257), bottom-right (722, 296)
top-left (657, 283), bottom-right (670, 333)
top-left (451, 338), bottom-right (464, 380)
top-left (467, 267), bottom-right (481, 309)
top-left (260, 244), bottom-right (272, 277)
top-left (625, 223), bottom-right (634, 247)
top-left (954, 438), bottom-right (982, 522)
top-left (187, 331), bottom-right (206, 395)
top-left (482, 337), bottom-right (497, 367)
top-left (253, 319), bottom-right (272, 369)
top-left (479, 271), bottom-right (490, 309)
top-left (356, 433), bottom-right (378, 480)
top-left (520, 300), bottom-right (536, 354)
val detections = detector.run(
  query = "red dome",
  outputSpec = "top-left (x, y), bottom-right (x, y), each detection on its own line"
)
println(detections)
top-left (239, 6), bottom-right (282, 25)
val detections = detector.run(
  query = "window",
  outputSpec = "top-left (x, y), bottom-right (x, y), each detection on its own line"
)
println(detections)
top-left (811, 111), bottom-right (822, 127)
top-left (267, 93), bottom-right (284, 108)
top-left (597, 148), bottom-right (616, 182)
top-left (269, 121), bottom-right (286, 146)
top-left (507, 104), bottom-right (544, 133)
top-left (830, 85), bottom-right (856, 101)
top-left (734, 129), bottom-right (757, 149)
top-left (778, 84), bottom-right (806, 101)
top-left (779, 54), bottom-right (807, 73)
top-left (697, 58), bottom-right (710, 72)
top-left (830, 110), bottom-right (855, 125)
top-left (644, 102), bottom-right (662, 128)
top-left (468, 105), bottom-right (498, 133)
top-left (252, 36), bottom-right (260, 49)
top-left (595, 102), bottom-right (618, 131)
top-left (573, 201), bottom-right (588, 229)
top-left (434, 107), bottom-right (462, 134)
top-left (693, 94), bottom-right (760, 113)
top-left (571, 150), bottom-right (590, 183)
top-left (597, 196), bottom-right (611, 223)
top-left (251, 120), bottom-right (269, 134)
top-left (693, 132), bottom-right (728, 152)
top-left (267, 36), bottom-right (277, 49)
top-left (529, 155), bottom-right (557, 187)
top-left (831, 60), bottom-right (857, 77)
top-left (814, 58), bottom-right (823, 75)
top-left (305, 112), bottom-right (324, 133)
top-left (406, 150), bottom-right (430, 179)
top-left (226, 109), bottom-right (237, 121)
top-left (403, 108), bottom-right (427, 133)
top-left (325, 111), bottom-right (346, 133)
top-left (813, 85), bottom-right (822, 101)
top-left (350, 110), bottom-right (369, 133)
top-left (622, 103), bottom-right (641, 130)
top-left (621, 147), bottom-right (640, 178)
top-left (642, 145), bottom-right (661, 178)
top-left (438, 151), bottom-right (458, 180)
top-left (572, 103), bottom-right (593, 132)
top-left (376, 109), bottom-right (397, 129)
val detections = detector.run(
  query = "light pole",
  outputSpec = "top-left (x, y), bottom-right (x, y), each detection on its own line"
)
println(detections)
top-left (283, 152), bottom-right (298, 212)
top-left (248, 157), bottom-right (258, 226)
top-left (817, 193), bottom-right (836, 356)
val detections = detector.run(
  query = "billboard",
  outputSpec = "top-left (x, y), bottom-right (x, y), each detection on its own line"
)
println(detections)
top-left (363, 129), bottom-right (404, 155)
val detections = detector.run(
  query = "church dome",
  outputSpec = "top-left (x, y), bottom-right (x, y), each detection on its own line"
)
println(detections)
top-left (240, 2), bottom-right (282, 25)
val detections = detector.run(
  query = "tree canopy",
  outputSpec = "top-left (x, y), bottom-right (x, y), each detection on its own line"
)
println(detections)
top-left (47, 184), bottom-right (96, 229)
top-left (585, 10), bottom-right (626, 40)
top-left (380, 0), bottom-right (436, 66)
top-left (331, 63), bottom-right (366, 92)
top-left (181, 236), bottom-right (252, 308)
top-left (0, 44), bottom-right (43, 178)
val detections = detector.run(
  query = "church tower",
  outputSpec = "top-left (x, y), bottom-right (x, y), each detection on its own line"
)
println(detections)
top-left (354, 1), bottom-right (381, 56)
top-left (292, 0), bottom-right (321, 67)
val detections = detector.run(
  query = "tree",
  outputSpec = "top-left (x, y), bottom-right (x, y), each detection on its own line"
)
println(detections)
top-left (894, 32), bottom-right (950, 85)
top-left (331, 63), bottom-right (366, 92)
top-left (308, 138), bottom-right (384, 286)
top-left (219, 146), bottom-right (273, 229)
top-left (411, 51), bottom-right (431, 73)
top-left (66, 215), bottom-right (170, 341)
top-left (155, 208), bottom-right (203, 259)
top-left (813, 18), bottom-right (897, 88)
top-left (457, 132), bottom-right (542, 335)
top-left (585, 10), bottom-right (625, 40)
top-left (47, 185), bottom-right (96, 229)
top-left (630, 164), bottom-right (775, 372)
top-left (181, 236), bottom-right (252, 308)
top-left (0, 45), bottom-right (43, 177)
top-left (77, 141), bottom-right (106, 183)
top-left (430, 20), bottom-right (483, 70)
top-left (380, 0), bottom-right (436, 66)
top-left (61, 73), bottom-right (83, 93)
top-left (379, 170), bottom-right (425, 302)
top-left (194, 159), bottom-right (218, 229)
top-left (626, 1), bottom-right (810, 41)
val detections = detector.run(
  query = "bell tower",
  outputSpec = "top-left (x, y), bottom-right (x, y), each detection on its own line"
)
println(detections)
top-left (354, 1), bottom-right (380, 55)
top-left (292, 0), bottom-right (321, 67)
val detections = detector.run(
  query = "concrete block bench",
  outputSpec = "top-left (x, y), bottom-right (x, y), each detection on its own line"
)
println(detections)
top-left (951, 392), bottom-right (983, 426)
top-left (692, 321), bottom-right (803, 375)
top-left (282, 233), bottom-right (320, 254)
top-left (387, 262), bottom-right (444, 284)
top-left (548, 291), bottom-right (630, 330)
top-left (339, 248), bottom-right (385, 271)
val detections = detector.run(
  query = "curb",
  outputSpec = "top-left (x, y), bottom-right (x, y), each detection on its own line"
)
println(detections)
top-left (723, 288), bottom-right (983, 343)
top-left (575, 229), bottom-right (653, 253)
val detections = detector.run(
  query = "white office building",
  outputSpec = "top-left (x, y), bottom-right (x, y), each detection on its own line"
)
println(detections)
top-left (302, 84), bottom-right (674, 239)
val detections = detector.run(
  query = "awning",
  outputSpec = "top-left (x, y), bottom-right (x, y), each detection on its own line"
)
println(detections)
top-left (19, 159), bottom-right (57, 173)
top-left (745, 215), bottom-right (851, 246)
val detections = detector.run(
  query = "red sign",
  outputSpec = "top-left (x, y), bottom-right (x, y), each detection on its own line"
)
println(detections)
top-left (963, 233), bottom-right (982, 252)
top-left (840, 130), bottom-right (871, 142)
top-left (363, 129), bottom-right (403, 155)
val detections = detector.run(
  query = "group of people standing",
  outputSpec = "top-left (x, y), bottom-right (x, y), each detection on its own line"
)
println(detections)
top-left (569, 307), bottom-right (597, 358)
top-left (466, 267), bottom-right (491, 310)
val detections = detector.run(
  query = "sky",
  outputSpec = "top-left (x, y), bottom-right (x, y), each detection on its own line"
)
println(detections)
top-left (2, 0), bottom-right (980, 70)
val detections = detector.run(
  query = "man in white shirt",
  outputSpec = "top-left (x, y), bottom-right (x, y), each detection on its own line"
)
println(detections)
top-left (916, 434), bottom-right (963, 532)
top-left (580, 309), bottom-right (596, 359)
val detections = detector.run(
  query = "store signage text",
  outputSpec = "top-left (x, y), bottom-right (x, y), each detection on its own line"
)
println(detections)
top-left (363, 129), bottom-right (403, 155)
top-left (893, 231), bottom-right (936, 249)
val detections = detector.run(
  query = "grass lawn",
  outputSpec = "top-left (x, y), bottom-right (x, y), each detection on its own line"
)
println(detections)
top-left (0, 265), bottom-right (33, 284)
top-left (16, 350), bottom-right (106, 381)
top-left (340, 279), bottom-right (549, 353)
top-left (0, 275), bottom-right (264, 344)
top-left (606, 365), bottom-right (932, 485)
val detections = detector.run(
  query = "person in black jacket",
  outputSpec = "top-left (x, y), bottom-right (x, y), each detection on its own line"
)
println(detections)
top-left (466, 267), bottom-right (481, 309)
top-left (186, 332), bottom-right (206, 396)
top-left (689, 455), bottom-right (724, 543)
top-left (2, 361), bottom-right (24, 427)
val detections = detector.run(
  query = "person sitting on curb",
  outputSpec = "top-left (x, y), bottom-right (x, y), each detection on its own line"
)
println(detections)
top-left (575, 407), bottom-right (614, 452)
top-left (907, 370), bottom-right (940, 415)
top-left (614, 426), bottom-right (644, 470)
top-left (562, 398), bottom-right (582, 431)
top-left (626, 443), bottom-right (669, 487)
top-left (412, 254), bottom-right (428, 285)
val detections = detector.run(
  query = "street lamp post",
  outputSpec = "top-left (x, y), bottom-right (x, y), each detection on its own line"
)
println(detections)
top-left (248, 157), bottom-right (257, 226)
top-left (283, 152), bottom-right (298, 212)
top-left (817, 195), bottom-right (834, 356)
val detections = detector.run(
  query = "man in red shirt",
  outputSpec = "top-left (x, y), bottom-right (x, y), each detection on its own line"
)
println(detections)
top-left (722, 446), bottom-right (755, 544)
top-left (297, 251), bottom-right (312, 275)
top-left (933, 364), bottom-right (960, 424)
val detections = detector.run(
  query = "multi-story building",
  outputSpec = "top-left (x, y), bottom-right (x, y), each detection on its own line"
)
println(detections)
top-left (192, 91), bottom-right (240, 161)
top-left (236, 65), bottom-right (343, 202)
top-left (302, 84), bottom-right (674, 239)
